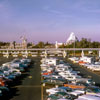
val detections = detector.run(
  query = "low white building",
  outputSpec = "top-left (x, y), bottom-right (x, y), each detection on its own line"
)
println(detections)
top-left (80, 56), bottom-right (95, 64)
top-left (55, 41), bottom-right (63, 49)
top-left (41, 58), bottom-right (59, 66)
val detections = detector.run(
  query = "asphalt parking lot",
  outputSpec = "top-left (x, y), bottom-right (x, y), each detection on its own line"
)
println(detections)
top-left (42, 57), bottom-right (100, 100)
top-left (0, 57), bottom-right (41, 100)
top-left (66, 59), bottom-right (100, 86)
top-left (1, 56), bottom-right (100, 100)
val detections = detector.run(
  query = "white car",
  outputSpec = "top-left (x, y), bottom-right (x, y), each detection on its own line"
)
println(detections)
top-left (46, 87), bottom-right (70, 95)
top-left (91, 66), bottom-right (100, 71)
top-left (69, 90), bottom-right (85, 96)
top-left (46, 88), bottom-right (59, 94)
top-left (76, 94), bottom-right (100, 100)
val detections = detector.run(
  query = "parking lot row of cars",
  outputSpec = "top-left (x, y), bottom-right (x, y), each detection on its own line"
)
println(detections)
top-left (0, 58), bottom-right (31, 98)
top-left (69, 56), bottom-right (100, 72)
top-left (41, 57), bottom-right (100, 100)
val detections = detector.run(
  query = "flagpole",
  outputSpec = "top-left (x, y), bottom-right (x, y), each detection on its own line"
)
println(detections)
top-left (74, 37), bottom-right (75, 57)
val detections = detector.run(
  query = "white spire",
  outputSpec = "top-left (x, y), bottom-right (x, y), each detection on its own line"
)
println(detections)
top-left (66, 32), bottom-right (78, 45)
top-left (55, 41), bottom-right (58, 49)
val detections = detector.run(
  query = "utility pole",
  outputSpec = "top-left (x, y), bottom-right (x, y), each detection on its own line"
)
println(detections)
top-left (73, 40), bottom-right (75, 57)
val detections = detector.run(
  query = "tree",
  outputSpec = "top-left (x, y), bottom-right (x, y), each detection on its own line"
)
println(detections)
top-left (64, 38), bottom-right (100, 48)
top-left (36, 41), bottom-right (45, 48)
top-left (13, 41), bottom-right (16, 48)
top-left (45, 41), bottom-right (52, 46)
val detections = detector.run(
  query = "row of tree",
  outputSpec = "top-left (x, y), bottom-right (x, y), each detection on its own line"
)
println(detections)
top-left (60, 38), bottom-right (100, 48)
top-left (32, 42), bottom-right (53, 48)
top-left (0, 41), bottom-right (53, 48)
top-left (0, 38), bottom-right (100, 48)
top-left (0, 42), bottom-right (9, 47)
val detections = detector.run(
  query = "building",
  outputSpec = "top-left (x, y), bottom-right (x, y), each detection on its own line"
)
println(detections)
top-left (9, 36), bottom-right (27, 49)
top-left (21, 36), bottom-right (27, 49)
top-left (80, 56), bottom-right (95, 64)
top-left (55, 41), bottom-right (63, 49)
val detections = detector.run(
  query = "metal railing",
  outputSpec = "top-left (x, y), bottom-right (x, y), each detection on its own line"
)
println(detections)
top-left (0, 48), bottom-right (100, 51)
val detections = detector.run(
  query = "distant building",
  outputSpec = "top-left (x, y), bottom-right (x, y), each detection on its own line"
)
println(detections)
top-left (55, 41), bottom-right (63, 49)
top-left (9, 42), bottom-right (14, 49)
top-left (80, 56), bottom-right (95, 64)
top-left (1, 46), bottom-right (9, 49)
top-left (9, 36), bottom-right (27, 49)
top-left (55, 32), bottom-right (78, 48)
top-left (21, 36), bottom-right (27, 49)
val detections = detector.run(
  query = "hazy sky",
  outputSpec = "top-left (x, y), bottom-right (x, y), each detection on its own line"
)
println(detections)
top-left (0, 0), bottom-right (100, 43)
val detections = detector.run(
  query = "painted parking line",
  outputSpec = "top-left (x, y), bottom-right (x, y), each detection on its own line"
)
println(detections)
top-left (15, 85), bottom-right (41, 88)
top-left (15, 85), bottom-right (50, 88)
top-left (28, 75), bottom-right (33, 78)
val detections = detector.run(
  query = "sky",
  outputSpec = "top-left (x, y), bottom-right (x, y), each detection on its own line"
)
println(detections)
top-left (0, 0), bottom-right (100, 43)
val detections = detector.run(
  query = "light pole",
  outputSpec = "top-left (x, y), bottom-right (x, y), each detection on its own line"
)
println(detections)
top-left (63, 50), bottom-right (67, 58)
top-left (41, 83), bottom-right (43, 100)
top-left (73, 40), bottom-right (75, 57)
top-left (41, 74), bottom-right (45, 100)
top-left (41, 83), bottom-right (45, 100)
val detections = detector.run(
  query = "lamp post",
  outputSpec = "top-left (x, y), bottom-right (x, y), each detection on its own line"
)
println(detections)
top-left (41, 73), bottom-right (45, 100)
top-left (73, 39), bottom-right (76, 57)
top-left (41, 83), bottom-right (45, 100)
top-left (41, 83), bottom-right (43, 100)
top-left (44, 50), bottom-right (47, 58)
top-left (63, 50), bottom-right (67, 58)
top-left (74, 41), bottom-right (75, 57)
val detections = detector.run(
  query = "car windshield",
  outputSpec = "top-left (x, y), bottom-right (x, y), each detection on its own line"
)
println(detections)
top-left (88, 79), bottom-right (92, 83)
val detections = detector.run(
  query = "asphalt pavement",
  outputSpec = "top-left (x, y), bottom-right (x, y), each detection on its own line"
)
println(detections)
top-left (66, 59), bottom-right (100, 86)
top-left (1, 56), bottom-right (100, 100)
top-left (0, 57), bottom-right (41, 100)
top-left (11, 57), bottom-right (41, 100)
